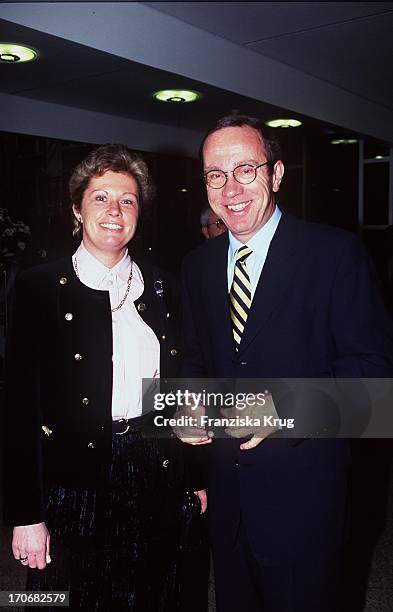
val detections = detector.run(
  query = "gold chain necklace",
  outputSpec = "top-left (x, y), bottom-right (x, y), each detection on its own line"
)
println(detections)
top-left (73, 256), bottom-right (133, 313)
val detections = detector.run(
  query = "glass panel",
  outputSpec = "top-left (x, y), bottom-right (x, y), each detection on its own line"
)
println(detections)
top-left (306, 134), bottom-right (358, 231)
top-left (363, 162), bottom-right (389, 225)
top-left (364, 141), bottom-right (390, 160)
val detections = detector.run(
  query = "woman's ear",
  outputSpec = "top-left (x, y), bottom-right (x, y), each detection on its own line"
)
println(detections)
top-left (72, 204), bottom-right (82, 223)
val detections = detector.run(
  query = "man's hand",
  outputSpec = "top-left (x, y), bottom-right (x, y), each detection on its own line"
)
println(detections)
top-left (173, 399), bottom-right (214, 446)
top-left (222, 392), bottom-right (280, 450)
top-left (194, 489), bottom-right (208, 513)
top-left (12, 522), bottom-right (50, 569)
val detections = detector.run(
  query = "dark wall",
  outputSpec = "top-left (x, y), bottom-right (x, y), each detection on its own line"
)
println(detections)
top-left (0, 133), bottom-right (206, 274)
top-left (0, 129), bottom-right (390, 280)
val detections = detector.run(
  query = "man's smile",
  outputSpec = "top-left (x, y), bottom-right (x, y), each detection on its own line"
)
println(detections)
top-left (227, 200), bottom-right (252, 212)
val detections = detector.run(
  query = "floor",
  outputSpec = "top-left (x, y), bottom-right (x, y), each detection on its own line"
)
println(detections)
top-left (1, 441), bottom-right (392, 611)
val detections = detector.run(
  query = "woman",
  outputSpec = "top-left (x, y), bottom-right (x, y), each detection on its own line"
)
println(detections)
top-left (3, 144), bottom-right (207, 610)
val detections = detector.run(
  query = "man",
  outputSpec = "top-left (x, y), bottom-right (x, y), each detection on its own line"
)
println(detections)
top-left (200, 206), bottom-right (227, 240)
top-left (180, 114), bottom-right (393, 611)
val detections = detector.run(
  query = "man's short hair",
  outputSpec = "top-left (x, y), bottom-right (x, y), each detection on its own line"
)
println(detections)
top-left (200, 113), bottom-right (282, 175)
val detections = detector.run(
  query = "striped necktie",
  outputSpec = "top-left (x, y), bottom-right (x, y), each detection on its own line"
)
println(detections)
top-left (229, 245), bottom-right (253, 348)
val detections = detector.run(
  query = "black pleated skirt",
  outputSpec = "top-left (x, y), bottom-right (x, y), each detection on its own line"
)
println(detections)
top-left (27, 418), bottom-right (208, 611)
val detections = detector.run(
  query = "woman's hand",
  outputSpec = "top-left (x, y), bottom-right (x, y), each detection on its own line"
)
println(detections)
top-left (194, 489), bottom-right (207, 514)
top-left (12, 522), bottom-right (51, 569)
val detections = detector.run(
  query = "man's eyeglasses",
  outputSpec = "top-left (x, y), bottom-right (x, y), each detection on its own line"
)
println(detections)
top-left (207, 219), bottom-right (225, 228)
top-left (204, 162), bottom-right (271, 190)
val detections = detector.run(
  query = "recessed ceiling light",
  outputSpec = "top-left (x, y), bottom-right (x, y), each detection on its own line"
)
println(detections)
top-left (330, 138), bottom-right (358, 145)
top-left (0, 43), bottom-right (37, 63)
top-left (180, 188), bottom-right (188, 193)
top-left (265, 118), bottom-right (302, 128)
top-left (374, 155), bottom-right (384, 160)
top-left (153, 89), bottom-right (200, 103)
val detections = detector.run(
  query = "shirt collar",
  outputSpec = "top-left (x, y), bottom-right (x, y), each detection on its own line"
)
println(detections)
top-left (228, 206), bottom-right (282, 261)
top-left (75, 242), bottom-right (131, 288)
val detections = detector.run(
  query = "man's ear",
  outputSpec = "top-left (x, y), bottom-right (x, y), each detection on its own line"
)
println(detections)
top-left (201, 226), bottom-right (209, 240)
top-left (272, 161), bottom-right (284, 193)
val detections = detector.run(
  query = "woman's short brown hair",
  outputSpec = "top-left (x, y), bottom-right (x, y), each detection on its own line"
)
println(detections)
top-left (69, 144), bottom-right (154, 236)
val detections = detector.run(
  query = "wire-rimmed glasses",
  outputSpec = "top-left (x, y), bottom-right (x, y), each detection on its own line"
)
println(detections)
top-left (204, 162), bottom-right (270, 189)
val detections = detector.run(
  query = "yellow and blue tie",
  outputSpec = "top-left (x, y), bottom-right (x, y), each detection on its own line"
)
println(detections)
top-left (229, 245), bottom-right (253, 348)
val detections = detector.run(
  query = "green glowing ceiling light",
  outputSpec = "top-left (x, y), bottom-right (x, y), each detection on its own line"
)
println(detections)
top-left (153, 89), bottom-right (200, 103)
top-left (330, 139), bottom-right (358, 145)
top-left (180, 188), bottom-right (188, 193)
top-left (0, 43), bottom-right (37, 63)
top-left (265, 118), bottom-right (302, 128)
top-left (374, 155), bottom-right (384, 160)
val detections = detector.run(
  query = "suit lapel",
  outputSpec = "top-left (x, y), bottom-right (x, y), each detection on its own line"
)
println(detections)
top-left (238, 214), bottom-right (302, 355)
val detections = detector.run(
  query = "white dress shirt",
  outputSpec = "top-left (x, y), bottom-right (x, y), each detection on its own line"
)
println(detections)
top-left (227, 206), bottom-right (282, 298)
top-left (73, 242), bottom-right (160, 419)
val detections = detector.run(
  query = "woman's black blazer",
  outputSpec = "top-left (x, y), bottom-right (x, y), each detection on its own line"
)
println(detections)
top-left (2, 255), bottom-right (192, 526)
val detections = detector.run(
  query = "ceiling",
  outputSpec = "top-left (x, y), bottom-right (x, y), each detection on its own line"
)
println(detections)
top-left (0, 18), bottom-right (302, 130)
top-left (145, 1), bottom-right (393, 110)
top-left (0, 2), bottom-right (392, 155)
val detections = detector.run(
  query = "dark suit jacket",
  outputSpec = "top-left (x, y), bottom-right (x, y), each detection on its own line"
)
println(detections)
top-left (2, 255), bottom-right (195, 527)
top-left (181, 213), bottom-right (393, 563)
